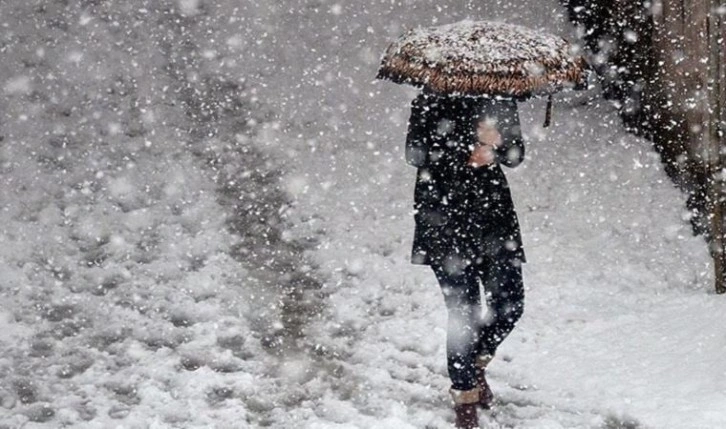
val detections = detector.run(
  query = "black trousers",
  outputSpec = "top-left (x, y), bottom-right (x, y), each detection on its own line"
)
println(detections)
top-left (431, 256), bottom-right (524, 391)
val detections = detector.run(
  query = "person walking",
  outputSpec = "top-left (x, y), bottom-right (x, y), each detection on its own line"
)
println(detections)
top-left (379, 18), bottom-right (587, 429)
top-left (405, 90), bottom-right (526, 429)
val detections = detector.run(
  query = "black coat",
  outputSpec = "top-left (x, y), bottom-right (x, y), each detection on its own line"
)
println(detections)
top-left (406, 92), bottom-right (526, 268)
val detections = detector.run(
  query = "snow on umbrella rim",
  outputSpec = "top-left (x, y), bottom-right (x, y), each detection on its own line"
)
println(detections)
top-left (376, 20), bottom-right (589, 97)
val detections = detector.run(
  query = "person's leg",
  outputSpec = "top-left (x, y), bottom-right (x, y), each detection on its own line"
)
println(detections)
top-left (430, 261), bottom-right (482, 392)
top-left (477, 256), bottom-right (525, 357)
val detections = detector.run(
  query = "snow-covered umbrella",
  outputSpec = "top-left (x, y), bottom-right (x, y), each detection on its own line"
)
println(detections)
top-left (377, 20), bottom-right (589, 124)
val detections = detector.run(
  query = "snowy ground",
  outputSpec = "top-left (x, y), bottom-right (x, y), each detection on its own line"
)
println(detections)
top-left (1, 0), bottom-right (725, 428)
top-left (283, 96), bottom-right (724, 429)
top-left (269, 1), bottom-right (726, 428)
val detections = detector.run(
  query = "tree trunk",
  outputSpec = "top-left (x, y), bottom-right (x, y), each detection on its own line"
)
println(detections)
top-left (707, 0), bottom-right (726, 294)
top-left (562, 0), bottom-right (726, 294)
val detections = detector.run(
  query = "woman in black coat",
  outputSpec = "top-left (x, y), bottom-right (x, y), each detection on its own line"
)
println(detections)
top-left (405, 90), bottom-right (526, 427)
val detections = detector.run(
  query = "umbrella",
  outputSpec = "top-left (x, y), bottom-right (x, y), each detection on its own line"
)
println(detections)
top-left (376, 20), bottom-right (589, 124)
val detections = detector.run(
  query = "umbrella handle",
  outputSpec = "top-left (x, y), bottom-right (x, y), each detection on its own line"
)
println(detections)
top-left (543, 95), bottom-right (553, 128)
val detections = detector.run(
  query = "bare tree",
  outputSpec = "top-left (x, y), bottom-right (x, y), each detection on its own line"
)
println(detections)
top-left (562, 0), bottom-right (726, 294)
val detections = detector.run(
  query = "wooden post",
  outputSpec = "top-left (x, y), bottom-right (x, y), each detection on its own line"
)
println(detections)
top-left (708, 0), bottom-right (726, 294)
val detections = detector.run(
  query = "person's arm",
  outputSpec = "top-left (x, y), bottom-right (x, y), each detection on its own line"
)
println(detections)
top-left (493, 100), bottom-right (525, 168)
top-left (405, 94), bottom-right (436, 168)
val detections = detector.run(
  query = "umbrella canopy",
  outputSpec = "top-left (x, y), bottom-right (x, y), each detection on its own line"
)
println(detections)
top-left (377, 20), bottom-right (588, 97)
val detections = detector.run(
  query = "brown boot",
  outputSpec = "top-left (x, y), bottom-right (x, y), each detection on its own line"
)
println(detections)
top-left (450, 387), bottom-right (480, 429)
top-left (475, 355), bottom-right (494, 409)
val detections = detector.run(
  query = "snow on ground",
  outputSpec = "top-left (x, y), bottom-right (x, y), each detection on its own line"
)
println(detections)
top-left (1, 0), bottom-right (724, 428)
top-left (270, 1), bottom-right (725, 429)
top-left (282, 90), bottom-right (724, 428)
top-left (0, 2), bottom-right (323, 428)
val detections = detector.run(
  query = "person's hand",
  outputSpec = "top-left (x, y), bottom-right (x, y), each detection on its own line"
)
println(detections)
top-left (467, 120), bottom-right (501, 168)
top-left (477, 121), bottom-right (502, 148)
top-left (467, 144), bottom-right (496, 168)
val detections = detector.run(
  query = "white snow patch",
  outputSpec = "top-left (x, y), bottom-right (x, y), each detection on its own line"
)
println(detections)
top-left (3, 76), bottom-right (31, 95)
